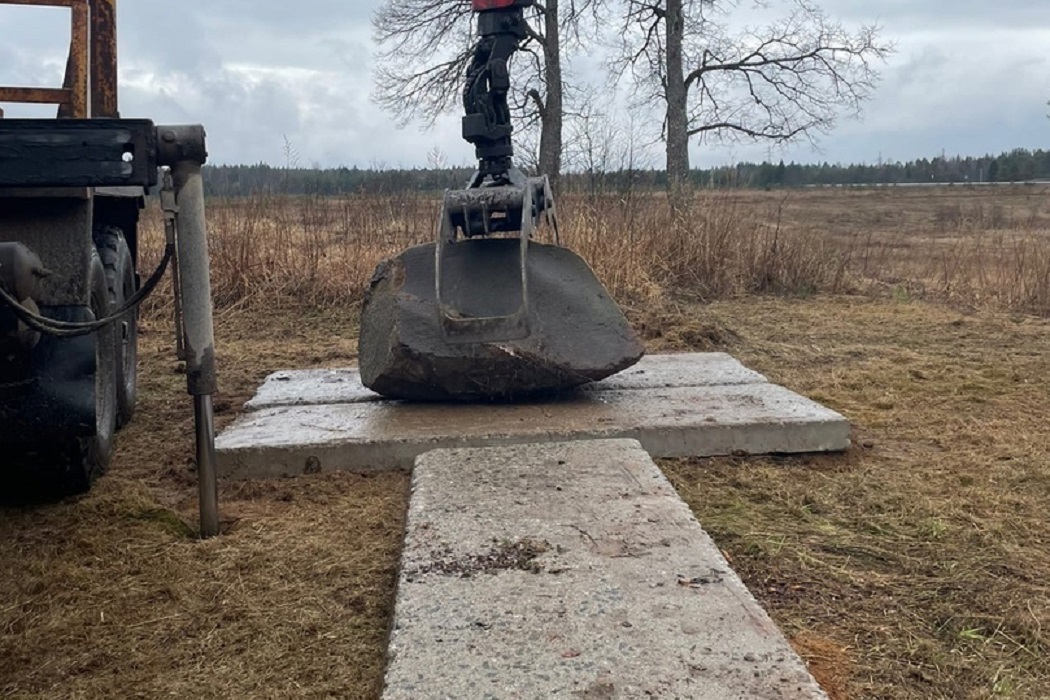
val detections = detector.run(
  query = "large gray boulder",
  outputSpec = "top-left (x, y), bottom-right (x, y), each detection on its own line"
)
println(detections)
top-left (359, 239), bottom-right (644, 401)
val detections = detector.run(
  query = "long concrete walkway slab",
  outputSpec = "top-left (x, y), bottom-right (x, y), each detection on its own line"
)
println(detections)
top-left (216, 353), bottom-right (849, 479)
top-left (383, 439), bottom-right (828, 699)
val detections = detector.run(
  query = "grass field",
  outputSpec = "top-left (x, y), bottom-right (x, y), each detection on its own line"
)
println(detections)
top-left (2, 185), bottom-right (1049, 699)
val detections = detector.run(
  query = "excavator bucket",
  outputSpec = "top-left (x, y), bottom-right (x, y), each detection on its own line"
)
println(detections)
top-left (359, 174), bottom-right (643, 401)
top-left (435, 184), bottom-right (533, 344)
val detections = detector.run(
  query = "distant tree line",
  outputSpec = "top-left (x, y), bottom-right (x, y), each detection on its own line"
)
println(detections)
top-left (200, 164), bottom-right (475, 197)
top-left (200, 147), bottom-right (1050, 197)
top-left (716, 148), bottom-right (1050, 188)
top-left (370, 0), bottom-right (890, 205)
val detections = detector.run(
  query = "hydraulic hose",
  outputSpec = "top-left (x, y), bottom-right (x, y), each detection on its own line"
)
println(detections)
top-left (0, 244), bottom-right (174, 338)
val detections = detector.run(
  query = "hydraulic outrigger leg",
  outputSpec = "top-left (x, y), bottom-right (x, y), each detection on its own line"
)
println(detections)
top-left (159, 126), bottom-right (220, 539)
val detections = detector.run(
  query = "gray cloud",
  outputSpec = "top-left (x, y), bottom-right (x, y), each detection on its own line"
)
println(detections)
top-left (824, 0), bottom-right (1050, 30)
top-left (2, 1), bottom-right (1048, 168)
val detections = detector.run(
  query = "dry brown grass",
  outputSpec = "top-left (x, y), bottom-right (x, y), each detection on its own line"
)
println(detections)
top-left (3, 186), bottom-right (1050, 699)
top-left (754, 185), bottom-right (1050, 313)
top-left (662, 296), bottom-right (1050, 699)
top-left (139, 186), bottom-right (854, 314)
top-left (0, 306), bottom-right (407, 700)
top-left (138, 184), bottom-right (1050, 318)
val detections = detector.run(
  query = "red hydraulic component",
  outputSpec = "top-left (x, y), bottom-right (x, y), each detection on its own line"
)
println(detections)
top-left (472, 0), bottom-right (525, 11)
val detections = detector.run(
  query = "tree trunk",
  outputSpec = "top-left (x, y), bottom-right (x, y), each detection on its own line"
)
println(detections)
top-left (538, 0), bottom-right (563, 192)
top-left (664, 0), bottom-right (689, 212)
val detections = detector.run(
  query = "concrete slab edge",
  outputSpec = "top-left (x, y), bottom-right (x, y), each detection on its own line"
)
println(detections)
top-left (244, 353), bottom-right (771, 411)
top-left (217, 418), bottom-right (850, 480)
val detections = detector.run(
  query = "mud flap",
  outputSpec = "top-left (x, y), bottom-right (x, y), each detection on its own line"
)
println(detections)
top-left (0, 305), bottom-right (97, 440)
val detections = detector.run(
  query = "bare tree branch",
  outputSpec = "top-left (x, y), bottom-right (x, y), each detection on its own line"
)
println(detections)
top-left (615, 0), bottom-right (893, 193)
top-left (370, 0), bottom-right (477, 126)
top-left (371, 0), bottom-right (609, 184)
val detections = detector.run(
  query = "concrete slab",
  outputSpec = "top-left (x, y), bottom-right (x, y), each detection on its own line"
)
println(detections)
top-left (244, 353), bottom-right (769, 411)
top-left (216, 381), bottom-right (849, 479)
top-left (383, 439), bottom-right (828, 699)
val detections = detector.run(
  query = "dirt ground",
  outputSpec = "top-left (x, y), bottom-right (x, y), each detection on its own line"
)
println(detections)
top-left (3, 291), bottom-right (1048, 699)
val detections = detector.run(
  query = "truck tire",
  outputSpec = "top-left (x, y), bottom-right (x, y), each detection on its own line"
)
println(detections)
top-left (94, 225), bottom-right (138, 426)
top-left (61, 251), bottom-right (118, 493)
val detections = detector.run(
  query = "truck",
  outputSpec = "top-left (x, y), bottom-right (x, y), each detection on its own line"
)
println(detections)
top-left (0, 0), bottom-right (220, 536)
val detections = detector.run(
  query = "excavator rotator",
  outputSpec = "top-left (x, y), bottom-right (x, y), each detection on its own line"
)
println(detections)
top-left (358, 0), bottom-right (643, 400)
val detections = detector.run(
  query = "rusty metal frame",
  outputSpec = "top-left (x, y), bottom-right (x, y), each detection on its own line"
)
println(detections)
top-left (89, 0), bottom-right (117, 117)
top-left (0, 118), bottom-right (158, 187)
top-left (0, 0), bottom-right (118, 118)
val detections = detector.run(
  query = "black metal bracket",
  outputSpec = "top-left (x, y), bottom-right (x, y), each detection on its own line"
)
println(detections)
top-left (0, 119), bottom-right (158, 188)
top-left (462, 1), bottom-right (533, 183)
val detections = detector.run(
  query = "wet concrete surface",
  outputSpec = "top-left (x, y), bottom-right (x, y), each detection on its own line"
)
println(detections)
top-left (216, 354), bottom-right (849, 479)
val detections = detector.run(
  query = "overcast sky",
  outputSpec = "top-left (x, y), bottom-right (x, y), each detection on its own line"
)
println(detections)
top-left (1, 0), bottom-right (1048, 169)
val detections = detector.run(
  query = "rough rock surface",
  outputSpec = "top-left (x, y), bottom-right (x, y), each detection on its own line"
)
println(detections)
top-left (359, 239), bottom-right (644, 401)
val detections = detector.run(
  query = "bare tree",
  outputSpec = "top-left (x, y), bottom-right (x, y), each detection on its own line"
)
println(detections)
top-left (371, 0), bottom-right (474, 123)
top-left (617, 0), bottom-right (892, 199)
top-left (565, 89), bottom-right (653, 194)
top-left (372, 0), bottom-right (595, 188)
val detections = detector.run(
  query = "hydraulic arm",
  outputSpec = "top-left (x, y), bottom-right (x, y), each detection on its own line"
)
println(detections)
top-left (433, 0), bottom-right (558, 344)
top-left (462, 0), bottom-right (533, 185)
